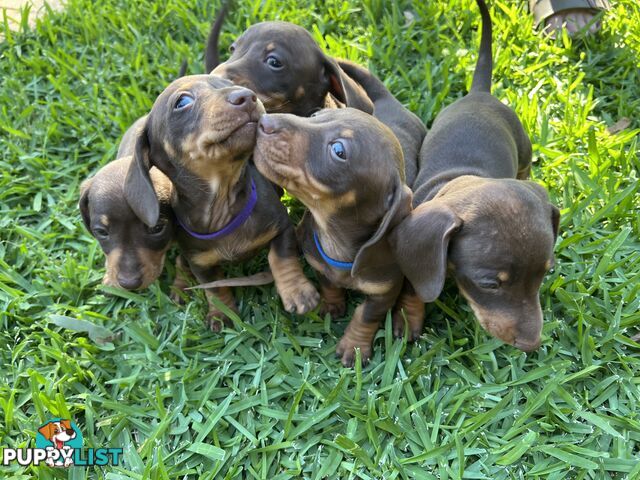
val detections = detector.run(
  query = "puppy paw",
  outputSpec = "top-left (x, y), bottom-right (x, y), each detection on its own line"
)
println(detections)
top-left (392, 292), bottom-right (425, 342)
top-left (336, 334), bottom-right (373, 368)
top-left (392, 310), bottom-right (423, 342)
top-left (319, 299), bottom-right (347, 319)
top-left (280, 279), bottom-right (320, 315)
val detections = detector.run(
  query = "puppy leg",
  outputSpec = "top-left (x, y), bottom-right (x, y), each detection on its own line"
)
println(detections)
top-left (268, 226), bottom-right (320, 314)
top-left (188, 263), bottom-right (237, 332)
top-left (170, 255), bottom-right (193, 304)
top-left (318, 273), bottom-right (346, 319)
top-left (392, 281), bottom-right (425, 341)
top-left (336, 289), bottom-right (399, 367)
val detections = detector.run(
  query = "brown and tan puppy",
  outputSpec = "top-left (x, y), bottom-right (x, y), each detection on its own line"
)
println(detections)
top-left (206, 13), bottom-right (373, 116)
top-left (124, 74), bottom-right (319, 329)
top-left (337, 60), bottom-right (427, 187)
top-left (389, 0), bottom-right (559, 351)
top-left (254, 108), bottom-right (412, 367)
top-left (79, 121), bottom-right (174, 290)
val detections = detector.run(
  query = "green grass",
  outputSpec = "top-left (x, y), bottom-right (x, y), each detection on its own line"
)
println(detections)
top-left (1, 0), bottom-right (639, 478)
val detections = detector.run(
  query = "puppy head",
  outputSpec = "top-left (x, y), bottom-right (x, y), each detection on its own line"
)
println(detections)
top-left (390, 176), bottom-right (560, 351)
top-left (212, 22), bottom-right (372, 116)
top-left (254, 108), bottom-right (411, 277)
top-left (38, 420), bottom-right (75, 443)
top-left (124, 75), bottom-right (264, 227)
top-left (80, 157), bottom-right (174, 290)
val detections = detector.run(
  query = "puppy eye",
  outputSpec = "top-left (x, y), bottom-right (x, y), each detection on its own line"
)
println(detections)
top-left (309, 108), bottom-right (322, 117)
top-left (146, 219), bottom-right (167, 235)
top-left (265, 55), bottom-right (283, 70)
top-left (477, 279), bottom-right (500, 291)
top-left (174, 93), bottom-right (194, 110)
top-left (329, 141), bottom-right (347, 162)
top-left (93, 226), bottom-right (109, 239)
top-left (229, 44), bottom-right (236, 53)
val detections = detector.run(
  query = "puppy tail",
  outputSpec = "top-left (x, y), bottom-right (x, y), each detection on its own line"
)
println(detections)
top-left (337, 59), bottom-right (389, 102)
top-left (186, 271), bottom-right (274, 290)
top-left (470, 0), bottom-right (493, 93)
top-left (205, 0), bottom-right (230, 73)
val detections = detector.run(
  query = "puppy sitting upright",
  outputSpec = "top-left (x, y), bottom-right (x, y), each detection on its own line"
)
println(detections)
top-left (124, 75), bottom-right (319, 329)
top-left (389, 0), bottom-right (559, 351)
top-left (79, 120), bottom-right (174, 290)
top-left (254, 108), bottom-right (412, 367)
top-left (206, 13), bottom-right (373, 116)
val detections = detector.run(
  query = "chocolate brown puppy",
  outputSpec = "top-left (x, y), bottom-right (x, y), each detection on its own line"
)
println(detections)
top-left (124, 74), bottom-right (319, 329)
top-left (389, 0), bottom-right (559, 351)
top-left (337, 60), bottom-right (427, 187)
top-left (207, 17), bottom-right (373, 116)
top-left (79, 137), bottom-right (174, 290)
top-left (254, 108), bottom-right (412, 367)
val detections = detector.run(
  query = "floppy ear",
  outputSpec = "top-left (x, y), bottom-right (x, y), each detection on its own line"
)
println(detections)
top-left (60, 420), bottom-right (72, 430)
top-left (351, 183), bottom-right (412, 278)
top-left (124, 126), bottom-right (159, 227)
top-left (38, 422), bottom-right (55, 441)
top-left (550, 204), bottom-right (560, 240)
top-left (78, 177), bottom-right (93, 232)
top-left (323, 56), bottom-right (374, 114)
top-left (388, 202), bottom-right (461, 303)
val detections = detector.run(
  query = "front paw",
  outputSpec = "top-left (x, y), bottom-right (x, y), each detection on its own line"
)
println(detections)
top-left (279, 279), bottom-right (320, 315)
top-left (336, 332), bottom-right (374, 368)
top-left (392, 310), bottom-right (423, 342)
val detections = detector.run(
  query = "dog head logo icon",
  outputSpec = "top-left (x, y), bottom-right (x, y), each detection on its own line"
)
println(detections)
top-left (35, 419), bottom-right (83, 467)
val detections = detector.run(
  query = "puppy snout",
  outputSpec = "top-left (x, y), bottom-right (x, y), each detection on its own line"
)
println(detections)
top-left (513, 337), bottom-right (541, 352)
top-left (259, 115), bottom-right (280, 135)
top-left (227, 88), bottom-right (257, 109)
top-left (117, 272), bottom-right (143, 290)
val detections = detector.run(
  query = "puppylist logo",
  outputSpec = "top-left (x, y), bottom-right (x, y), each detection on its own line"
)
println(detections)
top-left (2, 418), bottom-right (123, 468)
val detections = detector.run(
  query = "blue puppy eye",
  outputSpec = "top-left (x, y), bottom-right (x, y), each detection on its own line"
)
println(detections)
top-left (174, 94), bottom-right (194, 110)
top-left (330, 141), bottom-right (347, 161)
top-left (265, 55), bottom-right (283, 70)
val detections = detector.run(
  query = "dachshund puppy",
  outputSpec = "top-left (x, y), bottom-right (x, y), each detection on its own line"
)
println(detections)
top-left (124, 75), bottom-right (319, 329)
top-left (79, 121), bottom-right (174, 290)
top-left (389, 0), bottom-right (559, 351)
top-left (206, 10), bottom-right (373, 116)
top-left (254, 108), bottom-right (412, 366)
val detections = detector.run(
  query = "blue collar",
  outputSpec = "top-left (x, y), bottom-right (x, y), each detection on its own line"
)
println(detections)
top-left (313, 231), bottom-right (353, 270)
top-left (177, 178), bottom-right (257, 240)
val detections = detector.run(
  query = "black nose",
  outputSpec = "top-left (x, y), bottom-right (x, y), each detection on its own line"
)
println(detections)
top-left (259, 115), bottom-right (280, 135)
top-left (117, 272), bottom-right (143, 290)
top-left (227, 88), bottom-right (257, 108)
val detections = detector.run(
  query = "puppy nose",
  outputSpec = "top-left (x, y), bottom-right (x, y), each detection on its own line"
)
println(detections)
top-left (513, 337), bottom-right (541, 352)
top-left (227, 88), bottom-right (257, 108)
top-left (117, 273), bottom-right (143, 290)
top-left (259, 115), bottom-right (280, 135)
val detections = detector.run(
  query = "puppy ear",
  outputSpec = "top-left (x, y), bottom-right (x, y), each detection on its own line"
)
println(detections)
top-left (38, 422), bottom-right (54, 440)
top-left (351, 183), bottom-right (412, 278)
top-left (388, 202), bottom-right (461, 303)
top-left (124, 126), bottom-right (159, 227)
top-left (78, 177), bottom-right (93, 232)
top-left (550, 204), bottom-right (560, 240)
top-left (323, 57), bottom-right (374, 114)
top-left (60, 420), bottom-right (72, 430)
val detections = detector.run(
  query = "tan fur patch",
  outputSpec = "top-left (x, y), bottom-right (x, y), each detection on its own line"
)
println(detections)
top-left (392, 291), bottom-right (425, 338)
top-left (319, 282), bottom-right (346, 318)
top-left (102, 248), bottom-right (122, 286)
top-left (340, 129), bottom-right (354, 138)
top-left (191, 228), bottom-right (280, 268)
top-left (498, 271), bottom-right (510, 282)
top-left (295, 86), bottom-right (305, 99)
top-left (545, 259), bottom-right (553, 270)
top-left (268, 245), bottom-right (319, 314)
top-left (137, 247), bottom-right (168, 288)
top-left (354, 278), bottom-right (395, 296)
top-left (336, 303), bottom-right (380, 365)
top-left (99, 215), bottom-right (109, 226)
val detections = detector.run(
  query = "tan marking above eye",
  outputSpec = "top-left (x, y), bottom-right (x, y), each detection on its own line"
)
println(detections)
top-left (498, 271), bottom-right (509, 282)
top-left (295, 86), bottom-right (305, 99)
top-left (99, 215), bottom-right (109, 226)
top-left (266, 42), bottom-right (276, 51)
top-left (340, 129), bottom-right (355, 138)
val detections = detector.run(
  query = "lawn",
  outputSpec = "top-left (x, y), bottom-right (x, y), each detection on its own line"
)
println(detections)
top-left (1, 0), bottom-right (639, 478)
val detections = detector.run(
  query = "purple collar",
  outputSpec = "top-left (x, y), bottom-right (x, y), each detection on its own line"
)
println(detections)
top-left (177, 178), bottom-right (257, 240)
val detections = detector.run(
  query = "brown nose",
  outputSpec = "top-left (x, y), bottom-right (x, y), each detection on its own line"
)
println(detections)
top-left (259, 115), bottom-right (280, 135)
top-left (117, 272), bottom-right (143, 290)
top-left (227, 88), bottom-right (257, 109)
